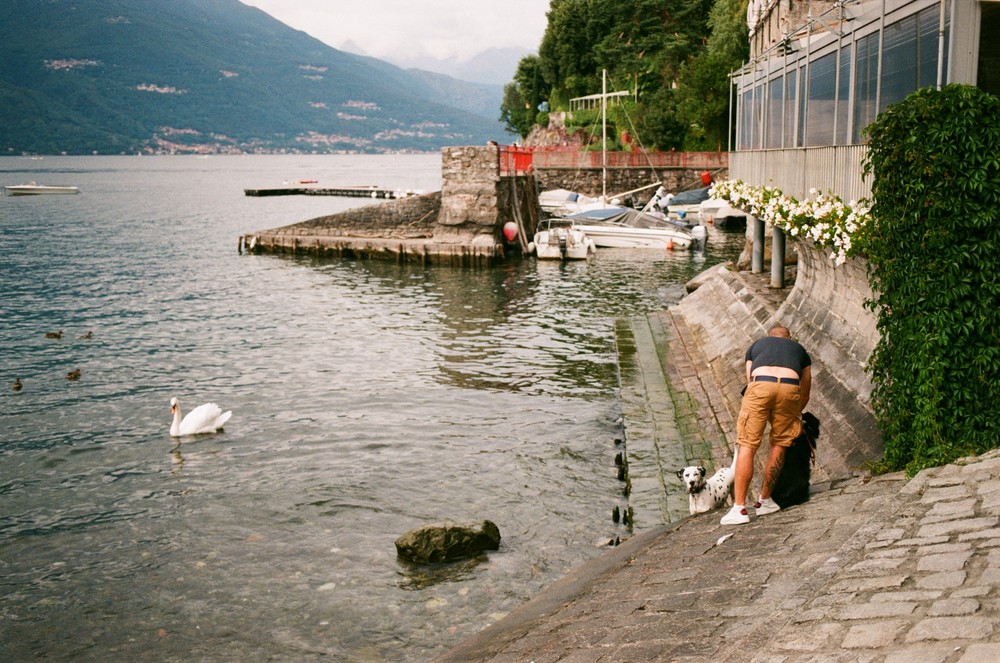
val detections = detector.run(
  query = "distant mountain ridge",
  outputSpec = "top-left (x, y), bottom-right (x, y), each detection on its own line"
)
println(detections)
top-left (388, 48), bottom-right (531, 86)
top-left (0, 0), bottom-right (509, 155)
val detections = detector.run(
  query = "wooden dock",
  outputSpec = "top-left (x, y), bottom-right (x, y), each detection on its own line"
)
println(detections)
top-left (244, 185), bottom-right (413, 199)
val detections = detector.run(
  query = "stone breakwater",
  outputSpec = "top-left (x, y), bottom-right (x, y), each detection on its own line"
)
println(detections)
top-left (239, 146), bottom-right (538, 266)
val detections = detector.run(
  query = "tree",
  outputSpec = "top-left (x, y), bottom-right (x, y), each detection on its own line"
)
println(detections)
top-left (675, 0), bottom-right (749, 150)
top-left (500, 55), bottom-right (550, 138)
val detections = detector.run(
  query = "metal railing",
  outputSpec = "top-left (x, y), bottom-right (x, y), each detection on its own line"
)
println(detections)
top-left (500, 145), bottom-right (729, 173)
top-left (729, 145), bottom-right (872, 202)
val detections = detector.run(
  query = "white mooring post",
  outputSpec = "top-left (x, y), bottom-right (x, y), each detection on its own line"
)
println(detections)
top-left (751, 216), bottom-right (765, 273)
top-left (771, 226), bottom-right (786, 288)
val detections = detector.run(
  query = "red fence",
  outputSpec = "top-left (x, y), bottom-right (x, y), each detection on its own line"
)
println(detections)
top-left (499, 145), bottom-right (727, 174)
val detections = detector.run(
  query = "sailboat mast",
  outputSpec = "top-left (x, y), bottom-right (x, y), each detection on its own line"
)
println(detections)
top-left (601, 69), bottom-right (607, 204)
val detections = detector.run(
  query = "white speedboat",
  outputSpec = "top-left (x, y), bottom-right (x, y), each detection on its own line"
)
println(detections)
top-left (698, 198), bottom-right (748, 230)
top-left (538, 188), bottom-right (605, 217)
top-left (643, 185), bottom-right (712, 221)
top-left (5, 183), bottom-right (80, 196)
top-left (568, 207), bottom-right (703, 250)
top-left (531, 218), bottom-right (595, 260)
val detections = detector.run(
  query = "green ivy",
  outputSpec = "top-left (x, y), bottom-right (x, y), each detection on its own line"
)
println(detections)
top-left (862, 85), bottom-right (1000, 475)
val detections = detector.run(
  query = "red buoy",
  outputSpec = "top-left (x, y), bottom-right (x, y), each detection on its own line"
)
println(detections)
top-left (502, 222), bottom-right (518, 242)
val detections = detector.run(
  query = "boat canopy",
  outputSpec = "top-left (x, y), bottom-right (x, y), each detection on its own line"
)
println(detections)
top-left (668, 186), bottom-right (711, 206)
top-left (568, 207), bottom-right (695, 233)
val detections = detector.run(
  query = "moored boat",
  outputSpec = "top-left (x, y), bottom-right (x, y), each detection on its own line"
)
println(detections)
top-left (567, 207), bottom-right (703, 250)
top-left (5, 183), bottom-right (80, 196)
top-left (531, 218), bottom-right (595, 260)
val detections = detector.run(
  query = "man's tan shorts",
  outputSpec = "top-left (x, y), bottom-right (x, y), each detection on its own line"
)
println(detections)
top-left (736, 380), bottom-right (802, 449)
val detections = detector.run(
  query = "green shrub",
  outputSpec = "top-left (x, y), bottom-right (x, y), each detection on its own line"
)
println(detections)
top-left (862, 84), bottom-right (1000, 475)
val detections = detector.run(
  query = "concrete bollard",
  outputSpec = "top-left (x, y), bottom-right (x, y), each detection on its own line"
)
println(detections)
top-left (752, 216), bottom-right (765, 273)
top-left (771, 226), bottom-right (786, 288)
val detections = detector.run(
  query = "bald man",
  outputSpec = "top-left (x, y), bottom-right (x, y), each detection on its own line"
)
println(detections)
top-left (721, 326), bottom-right (812, 525)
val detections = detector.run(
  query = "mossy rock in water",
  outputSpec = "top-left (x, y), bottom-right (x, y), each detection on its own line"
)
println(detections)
top-left (395, 520), bottom-right (501, 564)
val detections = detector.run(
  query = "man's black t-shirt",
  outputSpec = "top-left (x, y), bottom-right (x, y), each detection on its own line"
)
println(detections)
top-left (745, 336), bottom-right (811, 376)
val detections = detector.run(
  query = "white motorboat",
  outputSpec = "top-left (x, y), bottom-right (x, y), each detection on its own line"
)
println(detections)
top-left (698, 198), bottom-right (748, 230)
top-left (531, 218), bottom-right (595, 260)
top-left (5, 183), bottom-right (80, 196)
top-left (538, 188), bottom-right (607, 217)
top-left (643, 185), bottom-right (713, 221)
top-left (568, 207), bottom-right (704, 250)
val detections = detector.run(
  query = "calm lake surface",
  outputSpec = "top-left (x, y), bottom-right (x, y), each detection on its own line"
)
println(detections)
top-left (0, 155), bottom-right (743, 662)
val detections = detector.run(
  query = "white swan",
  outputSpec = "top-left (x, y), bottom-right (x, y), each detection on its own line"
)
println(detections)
top-left (170, 397), bottom-right (232, 437)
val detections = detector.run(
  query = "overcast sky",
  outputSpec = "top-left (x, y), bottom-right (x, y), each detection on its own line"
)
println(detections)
top-left (240, 1), bottom-right (549, 63)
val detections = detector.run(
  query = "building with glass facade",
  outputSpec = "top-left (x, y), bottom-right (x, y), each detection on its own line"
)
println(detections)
top-left (730, 0), bottom-right (999, 201)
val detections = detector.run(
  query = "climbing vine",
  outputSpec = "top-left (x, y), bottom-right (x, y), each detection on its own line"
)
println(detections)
top-left (862, 84), bottom-right (1000, 475)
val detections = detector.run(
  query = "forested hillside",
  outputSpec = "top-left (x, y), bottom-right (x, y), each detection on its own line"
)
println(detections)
top-left (501, 0), bottom-right (749, 151)
top-left (0, 0), bottom-right (505, 155)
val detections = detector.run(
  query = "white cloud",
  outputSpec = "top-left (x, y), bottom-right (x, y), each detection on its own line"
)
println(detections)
top-left (240, 0), bottom-right (548, 62)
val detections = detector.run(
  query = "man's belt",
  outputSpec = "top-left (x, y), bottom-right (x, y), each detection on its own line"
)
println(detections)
top-left (751, 375), bottom-right (800, 385)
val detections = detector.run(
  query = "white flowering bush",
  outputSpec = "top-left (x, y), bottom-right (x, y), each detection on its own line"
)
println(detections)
top-left (709, 180), bottom-right (871, 266)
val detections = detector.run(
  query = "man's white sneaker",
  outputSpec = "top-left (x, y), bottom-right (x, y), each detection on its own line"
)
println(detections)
top-left (720, 505), bottom-right (750, 525)
top-left (754, 498), bottom-right (781, 515)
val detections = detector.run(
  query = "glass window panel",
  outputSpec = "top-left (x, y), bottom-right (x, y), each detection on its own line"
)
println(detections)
top-left (917, 4), bottom-right (948, 90)
top-left (738, 88), bottom-right (750, 150)
top-left (979, 3), bottom-right (1000, 96)
top-left (881, 15), bottom-right (918, 111)
top-left (785, 68), bottom-right (798, 147)
top-left (797, 66), bottom-right (806, 147)
top-left (836, 45), bottom-right (851, 145)
top-left (853, 32), bottom-right (880, 142)
top-left (805, 52), bottom-right (837, 146)
top-left (766, 73), bottom-right (784, 148)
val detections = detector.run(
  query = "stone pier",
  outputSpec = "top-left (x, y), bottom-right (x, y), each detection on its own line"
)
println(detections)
top-left (239, 145), bottom-right (538, 266)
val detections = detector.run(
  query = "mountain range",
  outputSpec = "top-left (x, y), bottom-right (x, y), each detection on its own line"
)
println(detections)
top-left (0, 0), bottom-right (511, 155)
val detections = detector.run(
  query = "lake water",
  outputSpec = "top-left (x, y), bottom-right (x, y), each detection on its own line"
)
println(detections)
top-left (0, 155), bottom-right (743, 662)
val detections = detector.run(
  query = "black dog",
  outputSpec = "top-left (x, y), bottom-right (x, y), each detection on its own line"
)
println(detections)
top-left (770, 412), bottom-right (820, 508)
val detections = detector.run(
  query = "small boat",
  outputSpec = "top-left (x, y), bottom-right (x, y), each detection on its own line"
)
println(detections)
top-left (531, 218), bottom-right (595, 260)
top-left (538, 188), bottom-right (611, 217)
top-left (5, 182), bottom-right (80, 196)
top-left (698, 198), bottom-right (748, 230)
top-left (567, 207), bottom-right (704, 250)
top-left (643, 185), bottom-right (712, 221)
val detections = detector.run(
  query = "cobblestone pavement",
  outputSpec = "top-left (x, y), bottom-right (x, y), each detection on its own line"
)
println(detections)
top-left (435, 268), bottom-right (1000, 663)
top-left (435, 451), bottom-right (1000, 662)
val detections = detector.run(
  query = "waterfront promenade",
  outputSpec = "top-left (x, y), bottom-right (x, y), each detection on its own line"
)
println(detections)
top-left (435, 268), bottom-right (1000, 663)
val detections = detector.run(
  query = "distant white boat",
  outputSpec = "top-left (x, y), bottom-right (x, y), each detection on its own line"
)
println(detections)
top-left (5, 183), bottom-right (80, 196)
top-left (531, 218), bottom-right (595, 260)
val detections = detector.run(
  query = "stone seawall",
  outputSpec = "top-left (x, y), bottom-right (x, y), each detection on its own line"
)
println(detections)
top-left (671, 241), bottom-right (882, 483)
top-left (240, 146), bottom-right (538, 266)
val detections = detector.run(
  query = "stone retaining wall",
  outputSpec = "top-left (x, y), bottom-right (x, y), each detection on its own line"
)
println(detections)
top-left (672, 241), bottom-right (881, 481)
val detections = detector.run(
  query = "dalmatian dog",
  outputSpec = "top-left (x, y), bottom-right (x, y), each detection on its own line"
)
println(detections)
top-left (675, 447), bottom-right (739, 515)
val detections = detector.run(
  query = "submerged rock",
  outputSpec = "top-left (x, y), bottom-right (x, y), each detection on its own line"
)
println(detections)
top-left (395, 520), bottom-right (501, 564)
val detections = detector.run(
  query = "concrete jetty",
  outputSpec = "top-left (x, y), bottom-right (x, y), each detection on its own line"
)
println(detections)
top-left (434, 249), bottom-right (1000, 661)
top-left (244, 184), bottom-right (412, 198)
